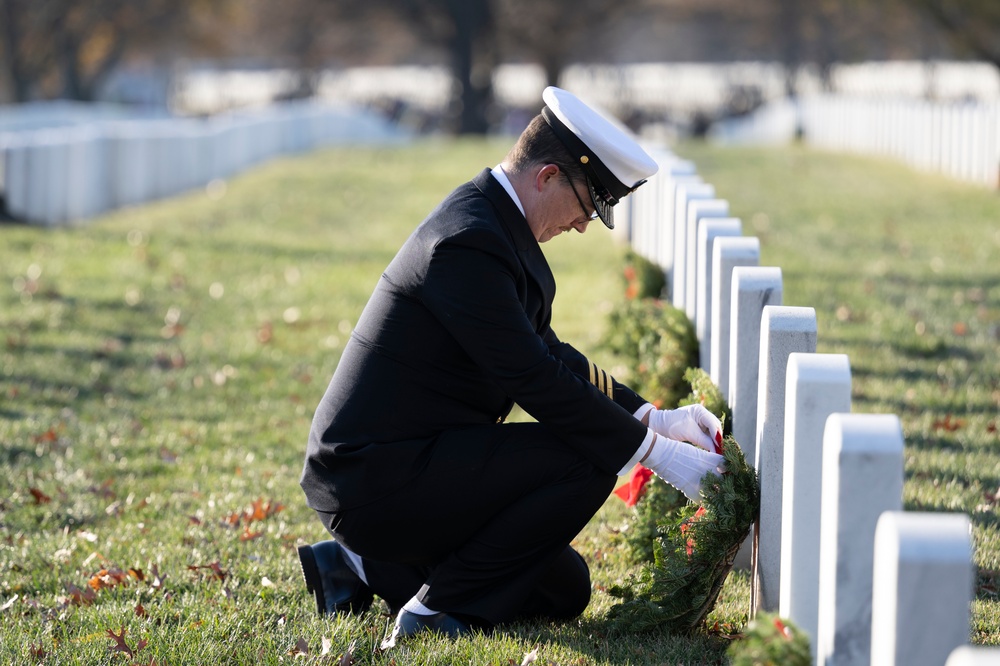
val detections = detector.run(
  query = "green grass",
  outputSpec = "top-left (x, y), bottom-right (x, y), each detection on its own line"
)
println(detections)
top-left (0, 137), bottom-right (997, 663)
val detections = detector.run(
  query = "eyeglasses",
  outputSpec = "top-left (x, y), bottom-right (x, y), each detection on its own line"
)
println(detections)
top-left (566, 177), bottom-right (599, 222)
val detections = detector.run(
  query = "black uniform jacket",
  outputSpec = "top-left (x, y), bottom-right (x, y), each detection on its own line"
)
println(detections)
top-left (301, 169), bottom-right (650, 513)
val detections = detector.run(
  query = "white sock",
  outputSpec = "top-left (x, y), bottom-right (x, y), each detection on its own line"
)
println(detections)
top-left (339, 544), bottom-right (369, 585)
top-left (401, 597), bottom-right (436, 616)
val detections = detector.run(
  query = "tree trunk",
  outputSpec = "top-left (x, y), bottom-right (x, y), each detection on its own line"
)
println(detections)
top-left (59, 31), bottom-right (85, 100)
top-left (0, 0), bottom-right (32, 101)
top-left (447, 0), bottom-right (495, 135)
top-left (778, 0), bottom-right (801, 97)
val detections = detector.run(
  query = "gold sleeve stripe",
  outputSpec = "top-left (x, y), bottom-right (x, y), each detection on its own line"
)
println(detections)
top-left (587, 361), bottom-right (614, 400)
top-left (601, 368), bottom-right (614, 400)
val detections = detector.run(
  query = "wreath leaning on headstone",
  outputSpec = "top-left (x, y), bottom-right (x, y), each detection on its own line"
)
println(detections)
top-left (616, 368), bottom-right (734, 564)
top-left (606, 428), bottom-right (759, 634)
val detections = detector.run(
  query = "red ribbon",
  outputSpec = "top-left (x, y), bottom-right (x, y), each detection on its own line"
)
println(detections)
top-left (613, 465), bottom-right (654, 507)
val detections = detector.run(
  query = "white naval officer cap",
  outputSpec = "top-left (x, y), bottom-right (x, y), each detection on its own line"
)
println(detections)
top-left (541, 86), bottom-right (658, 230)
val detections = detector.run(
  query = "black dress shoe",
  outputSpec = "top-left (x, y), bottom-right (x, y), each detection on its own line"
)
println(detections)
top-left (297, 540), bottom-right (374, 615)
top-left (380, 609), bottom-right (471, 649)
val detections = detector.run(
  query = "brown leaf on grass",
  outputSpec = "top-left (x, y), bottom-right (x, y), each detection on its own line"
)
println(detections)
top-left (149, 564), bottom-right (166, 591)
top-left (32, 428), bottom-right (58, 444)
top-left (933, 415), bottom-right (964, 432)
top-left (258, 321), bottom-right (274, 344)
top-left (28, 642), bottom-right (47, 660)
top-left (64, 583), bottom-right (97, 606)
top-left (88, 567), bottom-right (130, 591)
top-left (222, 511), bottom-right (242, 527)
top-left (338, 640), bottom-right (356, 665)
top-left (223, 498), bottom-right (285, 530)
top-left (28, 488), bottom-right (51, 505)
top-left (154, 351), bottom-right (186, 370)
top-left (135, 602), bottom-right (148, 618)
top-left (106, 626), bottom-right (147, 659)
top-left (246, 498), bottom-right (284, 523)
top-left (88, 479), bottom-right (116, 500)
top-left (240, 526), bottom-right (264, 541)
top-left (187, 561), bottom-right (227, 583)
top-left (160, 323), bottom-right (185, 339)
top-left (288, 637), bottom-right (310, 656)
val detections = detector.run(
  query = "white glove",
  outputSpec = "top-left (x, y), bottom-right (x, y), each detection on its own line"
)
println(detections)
top-left (643, 435), bottom-right (725, 502)
top-left (645, 404), bottom-right (723, 453)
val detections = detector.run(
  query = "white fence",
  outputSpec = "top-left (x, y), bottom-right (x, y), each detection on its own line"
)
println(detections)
top-left (620, 145), bottom-right (984, 665)
top-left (0, 101), bottom-right (407, 226)
top-left (710, 95), bottom-right (1000, 189)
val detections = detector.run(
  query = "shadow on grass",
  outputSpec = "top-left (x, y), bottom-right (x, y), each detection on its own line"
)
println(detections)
top-left (498, 616), bottom-right (731, 666)
top-left (977, 569), bottom-right (1000, 602)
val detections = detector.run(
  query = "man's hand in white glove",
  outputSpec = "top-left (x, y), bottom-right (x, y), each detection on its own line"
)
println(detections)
top-left (642, 434), bottom-right (725, 502)
top-left (644, 404), bottom-right (723, 453)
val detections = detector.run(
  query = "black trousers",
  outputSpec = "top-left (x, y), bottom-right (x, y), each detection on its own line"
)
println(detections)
top-left (314, 422), bottom-right (618, 626)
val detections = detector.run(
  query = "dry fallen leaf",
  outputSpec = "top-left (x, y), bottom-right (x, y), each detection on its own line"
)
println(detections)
top-left (187, 561), bottom-right (227, 583)
top-left (339, 640), bottom-right (356, 666)
top-left (149, 564), bottom-right (166, 591)
top-left (288, 637), bottom-right (310, 657)
top-left (64, 583), bottom-right (96, 606)
top-left (106, 626), bottom-right (147, 659)
top-left (28, 642), bottom-right (47, 661)
top-left (28, 488), bottom-right (51, 505)
top-left (932, 414), bottom-right (964, 432)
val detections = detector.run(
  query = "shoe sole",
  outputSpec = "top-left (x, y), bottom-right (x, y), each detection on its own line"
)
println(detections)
top-left (297, 544), bottom-right (327, 615)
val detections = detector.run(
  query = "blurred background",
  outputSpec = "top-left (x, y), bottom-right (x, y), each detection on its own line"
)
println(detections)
top-left (1, 0), bottom-right (998, 226)
top-left (1, 0), bottom-right (998, 136)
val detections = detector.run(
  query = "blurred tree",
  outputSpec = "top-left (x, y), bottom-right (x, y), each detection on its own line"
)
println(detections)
top-left (0, 0), bottom-right (225, 102)
top-left (496, 0), bottom-right (644, 88)
top-left (0, 0), bottom-right (48, 101)
top-left (902, 0), bottom-right (1000, 69)
top-left (376, 0), bottom-right (497, 134)
top-left (248, 0), bottom-right (496, 133)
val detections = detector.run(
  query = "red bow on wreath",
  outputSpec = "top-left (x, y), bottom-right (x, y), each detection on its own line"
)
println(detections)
top-left (613, 464), bottom-right (654, 507)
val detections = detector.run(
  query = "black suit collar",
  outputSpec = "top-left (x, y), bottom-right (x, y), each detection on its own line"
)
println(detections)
top-left (473, 168), bottom-right (537, 253)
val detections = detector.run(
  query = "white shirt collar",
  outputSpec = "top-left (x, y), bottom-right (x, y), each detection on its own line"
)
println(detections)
top-left (490, 164), bottom-right (525, 219)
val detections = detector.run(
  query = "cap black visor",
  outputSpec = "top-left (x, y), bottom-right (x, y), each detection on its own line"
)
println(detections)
top-left (587, 177), bottom-right (615, 230)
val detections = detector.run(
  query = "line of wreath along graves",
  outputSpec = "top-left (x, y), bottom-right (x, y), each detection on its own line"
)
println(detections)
top-left (609, 144), bottom-right (998, 665)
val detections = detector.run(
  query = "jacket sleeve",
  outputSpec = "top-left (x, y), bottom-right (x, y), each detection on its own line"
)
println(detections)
top-left (542, 328), bottom-right (649, 417)
top-left (416, 226), bottom-right (649, 475)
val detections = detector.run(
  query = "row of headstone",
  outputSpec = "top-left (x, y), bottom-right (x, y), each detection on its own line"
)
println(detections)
top-left (0, 101), bottom-right (406, 226)
top-left (708, 95), bottom-right (1000, 189)
top-left (620, 144), bottom-right (985, 665)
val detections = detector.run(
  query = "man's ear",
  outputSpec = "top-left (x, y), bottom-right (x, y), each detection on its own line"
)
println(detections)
top-left (535, 163), bottom-right (560, 191)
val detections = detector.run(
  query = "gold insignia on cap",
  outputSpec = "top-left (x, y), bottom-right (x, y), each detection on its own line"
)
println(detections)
top-left (580, 156), bottom-right (589, 164)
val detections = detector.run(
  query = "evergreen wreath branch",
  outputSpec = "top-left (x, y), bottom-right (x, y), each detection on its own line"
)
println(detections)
top-left (607, 432), bottom-right (759, 634)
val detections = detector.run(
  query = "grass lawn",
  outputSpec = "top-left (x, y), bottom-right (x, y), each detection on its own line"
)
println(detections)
top-left (1, 137), bottom-right (997, 664)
